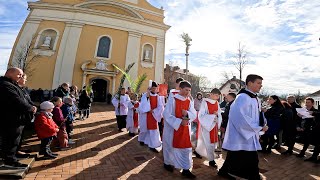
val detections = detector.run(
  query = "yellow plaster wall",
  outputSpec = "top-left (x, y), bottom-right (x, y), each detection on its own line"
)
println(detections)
top-left (137, 0), bottom-right (163, 14)
top-left (139, 11), bottom-right (164, 23)
top-left (72, 25), bottom-right (129, 91)
top-left (88, 5), bottom-right (134, 17)
top-left (39, 0), bottom-right (83, 5)
top-left (21, 20), bottom-right (66, 89)
top-left (39, 0), bottom-right (164, 15)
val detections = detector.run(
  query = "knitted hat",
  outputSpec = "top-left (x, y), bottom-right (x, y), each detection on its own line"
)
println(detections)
top-left (40, 101), bottom-right (55, 110)
top-left (63, 97), bottom-right (73, 105)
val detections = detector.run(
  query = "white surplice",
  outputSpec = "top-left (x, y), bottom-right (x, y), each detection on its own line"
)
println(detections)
top-left (163, 94), bottom-right (197, 169)
top-left (195, 98), bottom-right (222, 161)
top-left (222, 92), bottom-right (262, 151)
top-left (168, 89), bottom-right (179, 100)
top-left (126, 101), bottom-right (139, 134)
top-left (111, 94), bottom-right (130, 115)
top-left (138, 93), bottom-right (164, 149)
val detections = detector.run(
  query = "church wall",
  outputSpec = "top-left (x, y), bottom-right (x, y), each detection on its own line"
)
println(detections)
top-left (40, 0), bottom-right (84, 5)
top-left (39, 0), bottom-right (164, 15)
top-left (138, 11), bottom-right (164, 23)
top-left (72, 25), bottom-right (129, 90)
top-left (88, 5), bottom-right (134, 17)
top-left (138, 35), bottom-right (157, 90)
top-left (25, 20), bottom-right (66, 90)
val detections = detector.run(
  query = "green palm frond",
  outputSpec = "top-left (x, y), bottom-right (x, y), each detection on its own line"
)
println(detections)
top-left (132, 73), bottom-right (147, 94)
top-left (113, 63), bottom-right (135, 99)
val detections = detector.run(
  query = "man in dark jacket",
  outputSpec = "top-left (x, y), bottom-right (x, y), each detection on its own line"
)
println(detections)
top-left (221, 93), bottom-right (236, 135)
top-left (296, 97), bottom-right (318, 158)
top-left (0, 68), bottom-right (37, 168)
top-left (16, 74), bottom-right (36, 158)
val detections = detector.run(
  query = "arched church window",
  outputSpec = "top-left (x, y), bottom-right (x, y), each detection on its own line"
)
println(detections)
top-left (97, 36), bottom-right (112, 59)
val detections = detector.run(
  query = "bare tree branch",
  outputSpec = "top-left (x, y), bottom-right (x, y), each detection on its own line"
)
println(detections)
top-left (10, 35), bottom-right (40, 78)
top-left (232, 42), bottom-right (248, 89)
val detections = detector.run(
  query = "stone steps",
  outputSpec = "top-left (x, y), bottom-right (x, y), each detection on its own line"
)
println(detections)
top-left (0, 154), bottom-right (37, 179)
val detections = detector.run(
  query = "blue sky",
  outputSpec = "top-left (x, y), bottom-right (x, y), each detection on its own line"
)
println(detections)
top-left (1, 0), bottom-right (320, 94)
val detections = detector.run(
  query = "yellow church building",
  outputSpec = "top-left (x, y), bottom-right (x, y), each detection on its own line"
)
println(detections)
top-left (8, 0), bottom-right (170, 101)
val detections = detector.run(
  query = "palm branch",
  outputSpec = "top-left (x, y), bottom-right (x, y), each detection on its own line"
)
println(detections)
top-left (132, 73), bottom-right (147, 94)
top-left (113, 63), bottom-right (135, 99)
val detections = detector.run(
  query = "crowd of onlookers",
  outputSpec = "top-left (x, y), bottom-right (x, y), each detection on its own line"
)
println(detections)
top-left (0, 67), bottom-right (94, 168)
top-left (216, 93), bottom-right (320, 164)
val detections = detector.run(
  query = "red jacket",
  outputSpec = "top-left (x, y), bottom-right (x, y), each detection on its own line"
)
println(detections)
top-left (34, 112), bottom-right (58, 139)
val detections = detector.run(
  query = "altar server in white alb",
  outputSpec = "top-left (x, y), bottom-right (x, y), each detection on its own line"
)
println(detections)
top-left (112, 88), bottom-right (131, 132)
top-left (218, 74), bottom-right (269, 180)
top-left (168, 77), bottom-right (184, 99)
top-left (163, 81), bottom-right (197, 179)
top-left (126, 93), bottom-right (140, 137)
top-left (195, 88), bottom-right (222, 168)
top-left (138, 81), bottom-right (164, 152)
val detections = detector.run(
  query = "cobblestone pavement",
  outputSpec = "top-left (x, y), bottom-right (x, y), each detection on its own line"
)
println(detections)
top-left (22, 103), bottom-right (320, 180)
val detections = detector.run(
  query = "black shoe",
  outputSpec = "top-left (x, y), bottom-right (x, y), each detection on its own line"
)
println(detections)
top-left (48, 150), bottom-right (58, 156)
top-left (281, 150), bottom-right (293, 155)
top-left (315, 159), bottom-right (320, 164)
top-left (50, 153), bottom-right (59, 157)
top-left (181, 169), bottom-right (196, 179)
top-left (209, 160), bottom-right (218, 168)
top-left (139, 142), bottom-right (144, 146)
top-left (128, 132), bottom-right (135, 137)
top-left (150, 148), bottom-right (159, 153)
top-left (296, 153), bottom-right (305, 158)
top-left (304, 157), bottom-right (317, 162)
top-left (163, 163), bottom-right (174, 172)
top-left (43, 154), bottom-right (57, 159)
top-left (266, 149), bottom-right (272, 154)
top-left (193, 151), bottom-right (202, 159)
top-left (217, 171), bottom-right (236, 180)
top-left (16, 153), bottom-right (30, 159)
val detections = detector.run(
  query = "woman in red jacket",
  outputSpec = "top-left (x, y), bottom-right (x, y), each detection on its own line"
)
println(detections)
top-left (34, 101), bottom-right (59, 159)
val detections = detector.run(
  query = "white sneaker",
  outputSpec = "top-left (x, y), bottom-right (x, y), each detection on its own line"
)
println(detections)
top-left (68, 139), bottom-right (75, 145)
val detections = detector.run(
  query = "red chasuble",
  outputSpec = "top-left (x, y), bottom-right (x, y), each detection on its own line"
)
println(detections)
top-left (147, 96), bottom-right (158, 130)
top-left (173, 98), bottom-right (192, 148)
top-left (206, 101), bottom-right (219, 143)
top-left (133, 102), bottom-right (139, 128)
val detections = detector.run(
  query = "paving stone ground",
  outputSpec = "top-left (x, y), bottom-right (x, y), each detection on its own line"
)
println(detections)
top-left (22, 103), bottom-right (320, 180)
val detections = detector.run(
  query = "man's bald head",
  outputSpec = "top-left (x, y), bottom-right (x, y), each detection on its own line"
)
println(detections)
top-left (5, 67), bottom-right (24, 82)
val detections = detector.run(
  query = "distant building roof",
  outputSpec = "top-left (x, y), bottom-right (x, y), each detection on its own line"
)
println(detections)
top-left (309, 90), bottom-right (320, 97)
top-left (219, 76), bottom-right (245, 91)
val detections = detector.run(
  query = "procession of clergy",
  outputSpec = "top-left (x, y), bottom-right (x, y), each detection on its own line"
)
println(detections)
top-left (112, 74), bottom-right (267, 179)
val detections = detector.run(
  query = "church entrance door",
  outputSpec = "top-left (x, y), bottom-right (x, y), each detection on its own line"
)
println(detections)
top-left (92, 79), bottom-right (107, 102)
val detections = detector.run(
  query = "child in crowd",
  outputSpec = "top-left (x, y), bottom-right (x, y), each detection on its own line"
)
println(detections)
top-left (61, 97), bottom-right (75, 145)
top-left (51, 97), bottom-right (70, 150)
top-left (34, 101), bottom-right (59, 159)
top-left (126, 93), bottom-right (140, 136)
top-left (78, 90), bottom-right (92, 120)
